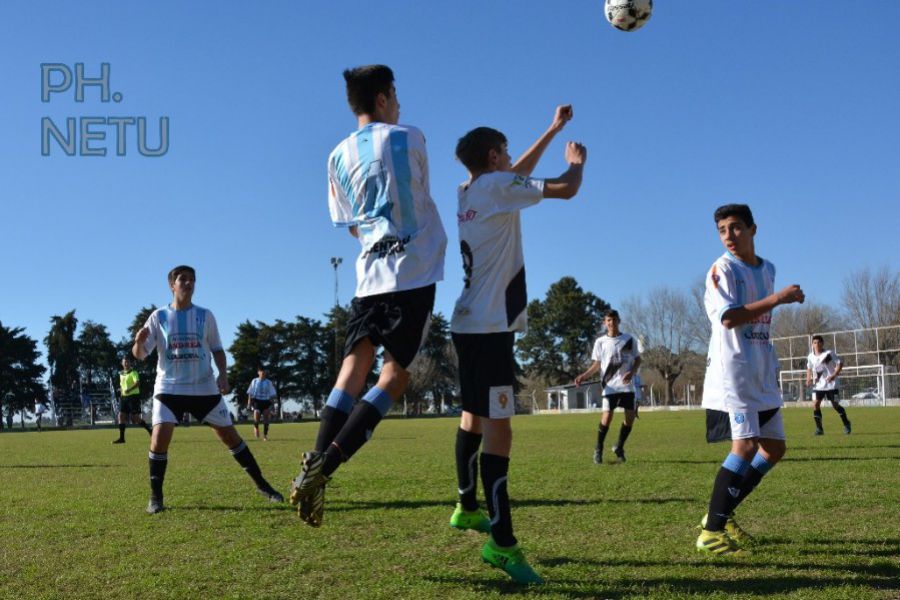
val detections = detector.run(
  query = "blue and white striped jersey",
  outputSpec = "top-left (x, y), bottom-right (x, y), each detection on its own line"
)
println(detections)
top-left (328, 123), bottom-right (447, 297)
top-left (141, 304), bottom-right (224, 396)
top-left (247, 377), bottom-right (276, 400)
top-left (702, 252), bottom-right (781, 412)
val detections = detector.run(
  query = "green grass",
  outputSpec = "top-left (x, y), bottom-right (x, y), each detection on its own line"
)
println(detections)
top-left (1, 408), bottom-right (898, 599)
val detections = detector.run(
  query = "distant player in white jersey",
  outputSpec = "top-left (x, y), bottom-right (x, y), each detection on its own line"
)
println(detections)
top-left (448, 106), bottom-right (586, 585)
top-left (695, 204), bottom-right (805, 555)
top-left (247, 367), bottom-right (277, 440)
top-left (806, 335), bottom-right (850, 435)
top-left (133, 265), bottom-right (283, 514)
top-left (575, 310), bottom-right (641, 464)
top-left (290, 65), bottom-right (447, 528)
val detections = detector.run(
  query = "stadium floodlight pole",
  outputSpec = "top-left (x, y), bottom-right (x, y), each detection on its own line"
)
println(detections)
top-left (330, 257), bottom-right (343, 373)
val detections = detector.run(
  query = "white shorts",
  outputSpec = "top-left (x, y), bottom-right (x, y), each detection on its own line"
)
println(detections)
top-left (729, 408), bottom-right (785, 441)
top-left (152, 394), bottom-right (233, 428)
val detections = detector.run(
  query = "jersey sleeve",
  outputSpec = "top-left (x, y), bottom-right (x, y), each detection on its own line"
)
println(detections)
top-left (141, 312), bottom-right (159, 355)
top-left (806, 353), bottom-right (814, 370)
top-left (490, 172), bottom-right (544, 213)
top-left (206, 311), bottom-right (224, 352)
top-left (631, 334), bottom-right (641, 358)
top-left (704, 261), bottom-right (740, 323)
top-left (327, 156), bottom-right (355, 227)
top-left (247, 379), bottom-right (255, 395)
top-left (590, 338), bottom-right (602, 362)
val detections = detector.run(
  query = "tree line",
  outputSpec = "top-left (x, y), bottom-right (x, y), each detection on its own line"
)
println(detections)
top-left (2, 265), bottom-right (897, 426)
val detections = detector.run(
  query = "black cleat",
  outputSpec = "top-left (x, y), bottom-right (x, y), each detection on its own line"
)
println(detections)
top-left (814, 429), bottom-right (824, 436)
top-left (843, 421), bottom-right (851, 435)
top-left (257, 486), bottom-right (284, 503)
top-left (112, 439), bottom-right (125, 444)
top-left (612, 445), bottom-right (626, 463)
top-left (146, 497), bottom-right (165, 514)
top-left (593, 448), bottom-right (603, 465)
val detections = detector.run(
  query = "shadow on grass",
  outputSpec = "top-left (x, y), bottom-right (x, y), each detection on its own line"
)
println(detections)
top-left (759, 536), bottom-right (900, 559)
top-left (169, 504), bottom-right (288, 512)
top-left (327, 496), bottom-right (698, 513)
top-left (0, 463), bottom-right (122, 469)
top-left (644, 454), bottom-right (899, 465)
top-left (790, 443), bottom-right (900, 450)
top-left (425, 571), bottom-right (898, 599)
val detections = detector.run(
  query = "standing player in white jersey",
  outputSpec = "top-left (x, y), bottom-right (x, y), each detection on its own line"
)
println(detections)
top-left (575, 310), bottom-right (642, 464)
top-left (290, 65), bottom-right (447, 528)
top-left (806, 335), bottom-right (850, 435)
top-left (133, 266), bottom-right (283, 514)
top-left (247, 367), bottom-right (277, 440)
top-left (695, 204), bottom-right (805, 555)
top-left (448, 106), bottom-right (586, 585)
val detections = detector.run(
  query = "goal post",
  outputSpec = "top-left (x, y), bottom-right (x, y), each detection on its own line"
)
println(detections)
top-left (779, 364), bottom-right (886, 407)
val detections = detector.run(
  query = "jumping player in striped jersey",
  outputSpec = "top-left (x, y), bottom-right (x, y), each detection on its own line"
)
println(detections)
top-left (448, 106), bottom-right (586, 585)
top-left (133, 265), bottom-right (283, 514)
top-left (696, 204), bottom-right (805, 555)
top-left (806, 336), bottom-right (850, 435)
top-left (247, 368), bottom-right (277, 440)
top-left (290, 65), bottom-right (447, 528)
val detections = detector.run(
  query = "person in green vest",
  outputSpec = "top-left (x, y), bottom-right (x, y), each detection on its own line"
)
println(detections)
top-left (113, 356), bottom-right (152, 443)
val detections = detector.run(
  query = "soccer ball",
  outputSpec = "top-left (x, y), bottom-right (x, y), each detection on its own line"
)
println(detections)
top-left (605, 0), bottom-right (653, 32)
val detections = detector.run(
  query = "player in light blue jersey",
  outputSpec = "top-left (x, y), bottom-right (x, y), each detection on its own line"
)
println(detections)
top-left (247, 367), bottom-right (277, 440)
top-left (133, 266), bottom-right (282, 514)
top-left (696, 205), bottom-right (805, 555)
top-left (291, 65), bottom-right (446, 527)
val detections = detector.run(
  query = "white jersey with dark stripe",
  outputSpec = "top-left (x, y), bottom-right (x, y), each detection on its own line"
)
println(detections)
top-left (808, 350), bottom-right (841, 391)
top-left (247, 377), bottom-right (276, 400)
top-left (141, 304), bottom-right (223, 396)
top-left (702, 252), bottom-right (782, 412)
top-left (450, 171), bottom-right (545, 334)
top-left (327, 122), bottom-right (447, 298)
top-left (591, 333), bottom-right (640, 395)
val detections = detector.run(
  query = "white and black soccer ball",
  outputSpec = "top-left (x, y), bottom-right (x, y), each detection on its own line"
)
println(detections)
top-left (605, 0), bottom-right (653, 32)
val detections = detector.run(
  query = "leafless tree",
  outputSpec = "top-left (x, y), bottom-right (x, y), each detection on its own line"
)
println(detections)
top-left (841, 266), bottom-right (900, 329)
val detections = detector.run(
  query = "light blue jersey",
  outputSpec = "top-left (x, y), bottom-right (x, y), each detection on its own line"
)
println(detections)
top-left (248, 377), bottom-right (276, 400)
top-left (328, 122), bottom-right (446, 297)
top-left (141, 304), bottom-right (223, 396)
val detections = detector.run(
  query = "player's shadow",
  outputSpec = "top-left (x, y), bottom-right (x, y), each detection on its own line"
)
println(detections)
top-left (759, 536), bottom-right (900, 558)
top-left (781, 455), bottom-right (898, 463)
top-left (790, 443), bottom-right (900, 450)
top-left (328, 496), bottom-right (697, 513)
top-left (170, 504), bottom-right (289, 512)
top-left (0, 463), bottom-right (121, 469)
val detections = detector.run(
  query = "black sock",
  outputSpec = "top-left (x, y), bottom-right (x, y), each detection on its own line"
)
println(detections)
top-left (315, 406), bottom-right (350, 453)
top-left (481, 453), bottom-right (516, 547)
top-left (455, 428), bottom-right (483, 511)
top-left (596, 425), bottom-right (609, 449)
top-left (141, 421), bottom-right (152, 434)
top-left (324, 400), bottom-right (385, 476)
top-left (705, 454), bottom-right (749, 532)
top-left (831, 401), bottom-right (849, 423)
top-left (264, 422), bottom-right (269, 437)
top-left (230, 441), bottom-right (271, 490)
top-left (814, 409), bottom-right (823, 431)
top-left (149, 451), bottom-right (167, 500)
top-left (118, 424), bottom-right (126, 440)
top-left (733, 453), bottom-right (774, 509)
top-left (616, 424), bottom-right (633, 450)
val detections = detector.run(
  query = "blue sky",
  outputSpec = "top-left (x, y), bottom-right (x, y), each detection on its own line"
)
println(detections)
top-left (1, 1), bottom-right (898, 361)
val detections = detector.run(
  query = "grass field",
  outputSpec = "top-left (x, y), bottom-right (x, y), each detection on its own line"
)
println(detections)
top-left (1, 407), bottom-right (897, 600)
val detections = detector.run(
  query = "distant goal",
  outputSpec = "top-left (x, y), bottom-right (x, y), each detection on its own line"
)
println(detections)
top-left (779, 364), bottom-right (886, 406)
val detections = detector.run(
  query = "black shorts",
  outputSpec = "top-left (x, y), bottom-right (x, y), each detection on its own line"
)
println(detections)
top-left (814, 390), bottom-right (839, 402)
top-left (705, 407), bottom-right (780, 443)
top-left (119, 397), bottom-right (143, 415)
top-left (603, 392), bottom-right (635, 412)
top-left (344, 284), bottom-right (436, 369)
top-left (452, 331), bottom-right (517, 419)
top-left (251, 399), bottom-right (273, 412)
top-left (155, 394), bottom-right (228, 425)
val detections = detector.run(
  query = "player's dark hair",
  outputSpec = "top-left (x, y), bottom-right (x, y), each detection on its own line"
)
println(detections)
top-left (713, 204), bottom-right (755, 228)
top-left (605, 309), bottom-right (620, 320)
top-left (812, 335), bottom-right (824, 343)
top-left (456, 127), bottom-right (507, 172)
top-left (167, 265), bottom-right (196, 285)
top-left (343, 65), bottom-right (394, 116)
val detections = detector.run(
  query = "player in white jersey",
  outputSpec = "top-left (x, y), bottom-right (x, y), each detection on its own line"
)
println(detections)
top-left (575, 310), bottom-right (641, 464)
top-left (247, 368), bottom-right (277, 440)
top-left (806, 335), bottom-right (850, 435)
top-left (695, 204), bottom-right (805, 555)
top-left (291, 65), bottom-right (447, 528)
top-left (448, 106), bottom-right (586, 585)
top-left (133, 266), bottom-right (282, 514)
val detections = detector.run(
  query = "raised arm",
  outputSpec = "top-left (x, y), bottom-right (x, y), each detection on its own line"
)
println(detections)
top-left (542, 142), bottom-right (587, 200)
top-left (721, 285), bottom-right (805, 329)
top-left (511, 105), bottom-right (572, 177)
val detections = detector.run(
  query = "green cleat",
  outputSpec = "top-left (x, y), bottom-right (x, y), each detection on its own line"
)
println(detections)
top-left (481, 538), bottom-right (544, 585)
top-left (449, 503), bottom-right (491, 533)
top-left (696, 529), bottom-right (747, 556)
top-left (700, 513), bottom-right (754, 545)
